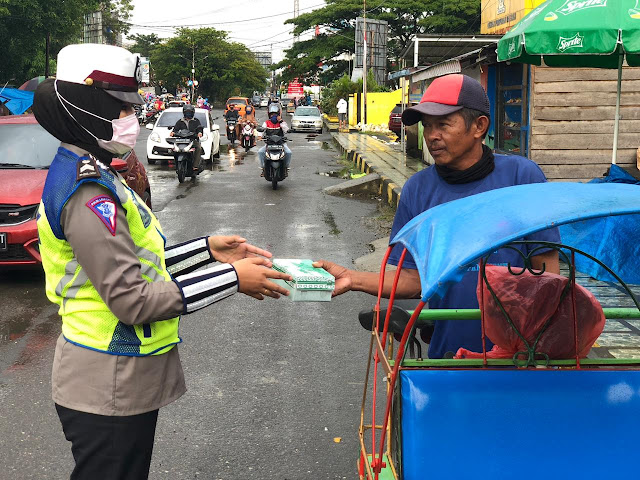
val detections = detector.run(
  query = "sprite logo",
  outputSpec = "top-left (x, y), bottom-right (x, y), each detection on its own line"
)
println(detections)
top-left (508, 41), bottom-right (516, 55)
top-left (555, 0), bottom-right (607, 16)
top-left (557, 33), bottom-right (584, 52)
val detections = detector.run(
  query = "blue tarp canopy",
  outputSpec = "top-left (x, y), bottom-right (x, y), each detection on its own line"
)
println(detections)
top-left (0, 87), bottom-right (35, 115)
top-left (390, 182), bottom-right (640, 302)
top-left (559, 165), bottom-right (640, 285)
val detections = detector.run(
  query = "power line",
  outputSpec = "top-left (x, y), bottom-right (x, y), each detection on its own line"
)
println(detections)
top-left (128, 2), bottom-right (326, 29)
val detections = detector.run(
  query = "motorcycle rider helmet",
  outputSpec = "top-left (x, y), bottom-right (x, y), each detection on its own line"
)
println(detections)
top-left (183, 104), bottom-right (195, 119)
top-left (268, 104), bottom-right (280, 116)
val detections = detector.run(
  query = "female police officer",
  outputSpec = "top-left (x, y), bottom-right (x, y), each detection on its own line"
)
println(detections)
top-left (32, 44), bottom-right (292, 480)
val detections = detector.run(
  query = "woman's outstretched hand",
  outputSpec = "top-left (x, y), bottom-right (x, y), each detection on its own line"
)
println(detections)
top-left (233, 257), bottom-right (292, 300)
top-left (208, 235), bottom-right (272, 264)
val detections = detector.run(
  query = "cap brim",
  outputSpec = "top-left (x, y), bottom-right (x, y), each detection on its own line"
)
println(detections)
top-left (106, 89), bottom-right (144, 105)
top-left (401, 102), bottom-right (463, 125)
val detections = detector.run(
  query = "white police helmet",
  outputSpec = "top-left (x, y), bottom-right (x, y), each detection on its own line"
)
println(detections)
top-left (56, 44), bottom-right (144, 104)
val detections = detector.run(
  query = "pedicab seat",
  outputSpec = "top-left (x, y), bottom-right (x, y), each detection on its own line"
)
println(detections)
top-left (399, 368), bottom-right (640, 478)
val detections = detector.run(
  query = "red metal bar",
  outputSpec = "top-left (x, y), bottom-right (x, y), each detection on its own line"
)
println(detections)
top-left (375, 301), bottom-right (427, 468)
top-left (371, 358), bottom-right (379, 474)
top-left (479, 259), bottom-right (488, 367)
top-left (381, 248), bottom-right (407, 350)
top-left (375, 247), bottom-right (393, 343)
top-left (571, 251), bottom-right (581, 369)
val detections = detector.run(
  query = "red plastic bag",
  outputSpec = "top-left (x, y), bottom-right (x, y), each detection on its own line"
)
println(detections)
top-left (455, 265), bottom-right (605, 360)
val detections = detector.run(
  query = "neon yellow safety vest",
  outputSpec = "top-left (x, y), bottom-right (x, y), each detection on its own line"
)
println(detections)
top-left (37, 148), bottom-right (180, 356)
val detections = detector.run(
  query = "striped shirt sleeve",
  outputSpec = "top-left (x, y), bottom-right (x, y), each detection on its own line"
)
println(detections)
top-left (173, 263), bottom-right (238, 314)
top-left (165, 237), bottom-right (214, 276)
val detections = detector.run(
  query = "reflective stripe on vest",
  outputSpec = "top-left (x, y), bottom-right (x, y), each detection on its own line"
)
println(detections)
top-left (38, 153), bottom-right (180, 357)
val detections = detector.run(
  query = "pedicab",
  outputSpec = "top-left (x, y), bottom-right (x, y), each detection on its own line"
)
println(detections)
top-left (358, 182), bottom-right (640, 479)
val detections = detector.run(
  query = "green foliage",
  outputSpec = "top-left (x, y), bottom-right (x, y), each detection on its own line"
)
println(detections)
top-left (0, 0), bottom-right (97, 83)
top-left (0, 0), bottom-right (133, 84)
top-left (276, 0), bottom-right (481, 85)
top-left (151, 28), bottom-right (268, 102)
top-left (320, 69), bottom-right (387, 115)
top-left (127, 33), bottom-right (161, 58)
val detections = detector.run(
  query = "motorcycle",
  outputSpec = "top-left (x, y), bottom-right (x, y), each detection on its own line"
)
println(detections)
top-left (241, 122), bottom-right (255, 152)
top-left (144, 108), bottom-right (159, 125)
top-left (226, 118), bottom-right (237, 145)
top-left (166, 128), bottom-right (201, 183)
top-left (262, 131), bottom-right (289, 190)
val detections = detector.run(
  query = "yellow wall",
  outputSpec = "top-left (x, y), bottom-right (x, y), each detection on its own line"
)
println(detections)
top-left (348, 88), bottom-right (404, 127)
top-left (481, 0), bottom-right (547, 34)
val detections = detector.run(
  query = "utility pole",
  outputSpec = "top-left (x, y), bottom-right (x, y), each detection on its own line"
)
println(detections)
top-left (362, 0), bottom-right (367, 126)
top-left (191, 42), bottom-right (195, 101)
top-left (294, 0), bottom-right (300, 42)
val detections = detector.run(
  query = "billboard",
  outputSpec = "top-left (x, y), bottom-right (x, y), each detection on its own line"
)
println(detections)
top-left (354, 17), bottom-right (388, 85)
top-left (481, 0), bottom-right (547, 35)
top-left (140, 57), bottom-right (150, 84)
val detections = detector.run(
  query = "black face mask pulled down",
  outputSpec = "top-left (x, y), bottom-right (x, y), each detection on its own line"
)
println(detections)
top-left (435, 144), bottom-right (495, 184)
top-left (32, 79), bottom-right (123, 165)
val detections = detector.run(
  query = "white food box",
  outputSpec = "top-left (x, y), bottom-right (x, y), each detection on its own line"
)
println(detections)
top-left (272, 259), bottom-right (335, 302)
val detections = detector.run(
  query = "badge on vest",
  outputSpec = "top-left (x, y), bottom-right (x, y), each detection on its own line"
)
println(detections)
top-left (76, 158), bottom-right (101, 180)
top-left (86, 195), bottom-right (117, 236)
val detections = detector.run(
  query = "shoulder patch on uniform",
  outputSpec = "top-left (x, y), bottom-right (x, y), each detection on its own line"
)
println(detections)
top-left (86, 195), bottom-right (117, 236)
top-left (76, 158), bottom-right (101, 180)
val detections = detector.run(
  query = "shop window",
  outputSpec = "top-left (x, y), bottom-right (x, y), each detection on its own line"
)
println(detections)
top-left (496, 63), bottom-right (528, 156)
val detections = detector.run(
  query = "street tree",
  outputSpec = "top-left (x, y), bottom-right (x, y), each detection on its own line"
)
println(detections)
top-left (151, 28), bottom-right (267, 102)
top-left (275, 0), bottom-right (480, 84)
top-left (0, 0), bottom-right (133, 83)
top-left (127, 33), bottom-right (161, 58)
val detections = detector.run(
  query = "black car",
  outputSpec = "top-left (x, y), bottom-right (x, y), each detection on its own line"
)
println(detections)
top-left (251, 95), bottom-right (261, 108)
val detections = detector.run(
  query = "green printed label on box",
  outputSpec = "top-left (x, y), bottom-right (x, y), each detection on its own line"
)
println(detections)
top-left (272, 259), bottom-right (335, 286)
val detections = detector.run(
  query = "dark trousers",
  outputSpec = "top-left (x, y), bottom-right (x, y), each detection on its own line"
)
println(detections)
top-left (56, 404), bottom-right (158, 480)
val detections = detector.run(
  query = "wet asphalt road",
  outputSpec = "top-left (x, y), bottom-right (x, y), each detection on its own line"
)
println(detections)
top-left (0, 108), bottom-right (385, 479)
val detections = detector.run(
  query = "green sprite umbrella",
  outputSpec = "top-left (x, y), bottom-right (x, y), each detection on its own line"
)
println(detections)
top-left (497, 0), bottom-right (640, 164)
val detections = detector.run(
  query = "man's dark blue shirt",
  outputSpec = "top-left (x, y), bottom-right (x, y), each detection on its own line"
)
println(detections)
top-left (388, 153), bottom-right (561, 359)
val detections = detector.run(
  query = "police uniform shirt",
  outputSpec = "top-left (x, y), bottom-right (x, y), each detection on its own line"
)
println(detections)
top-left (50, 144), bottom-right (238, 416)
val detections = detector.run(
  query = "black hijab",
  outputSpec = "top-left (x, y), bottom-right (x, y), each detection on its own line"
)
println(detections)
top-left (32, 79), bottom-right (123, 164)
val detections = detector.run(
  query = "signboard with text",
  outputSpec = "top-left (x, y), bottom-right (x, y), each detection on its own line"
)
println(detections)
top-left (481, 0), bottom-right (547, 35)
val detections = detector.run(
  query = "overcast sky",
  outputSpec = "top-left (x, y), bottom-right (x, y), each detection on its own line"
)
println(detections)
top-left (129, 0), bottom-right (326, 63)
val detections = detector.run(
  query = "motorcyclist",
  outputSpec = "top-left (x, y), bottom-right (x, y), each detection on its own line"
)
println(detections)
top-left (170, 104), bottom-right (203, 171)
top-left (224, 104), bottom-right (240, 140)
top-left (241, 104), bottom-right (257, 146)
top-left (259, 103), bottom-right (291, 176)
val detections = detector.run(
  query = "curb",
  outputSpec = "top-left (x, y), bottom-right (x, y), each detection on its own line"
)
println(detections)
top-left (331, 136), bottom-right (402, 210)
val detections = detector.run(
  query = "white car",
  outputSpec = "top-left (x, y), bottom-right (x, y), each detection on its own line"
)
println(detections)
top-left (290, 106), bottom-right (323, 133)
top-left (146, 107), bottom-right (220, 165)
top-left (260, 97), bottom-right (269, 108)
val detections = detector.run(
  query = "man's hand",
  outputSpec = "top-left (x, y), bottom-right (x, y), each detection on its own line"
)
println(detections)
top-left (233, 257), bottom-right (292, 300)
top-left (312, 260), bottom-right (352, 297)
top-left (170, 131), bottom-right (175, 136)
top-left (208, 235), bottom-right (272, 263)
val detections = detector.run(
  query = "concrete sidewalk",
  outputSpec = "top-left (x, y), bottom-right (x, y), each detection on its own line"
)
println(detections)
top-left (331, 132), bottom-right (425, 208)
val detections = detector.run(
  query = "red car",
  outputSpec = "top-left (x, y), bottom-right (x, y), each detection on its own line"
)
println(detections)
top-left (0, 115), bottom-right (152, 267)
top-left (388, 104), bottom-right (402, 135)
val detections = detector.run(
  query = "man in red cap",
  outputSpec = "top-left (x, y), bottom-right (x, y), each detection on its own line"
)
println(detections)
top-left (315, 74), bottom-right (560, 359)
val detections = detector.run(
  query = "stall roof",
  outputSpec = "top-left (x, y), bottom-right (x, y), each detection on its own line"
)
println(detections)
top-left (389, 44), bottom-right (498, 82)
top-left (399, 34), bottom-right (502, 67)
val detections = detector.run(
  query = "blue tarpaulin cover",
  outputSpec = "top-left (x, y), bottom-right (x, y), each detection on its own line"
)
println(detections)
top-left (390, 182), bottom-right (640, 302)
top-left (0, 87), bottom-right (35, 115)
top-left (559, 165), bottom-right (640, 285)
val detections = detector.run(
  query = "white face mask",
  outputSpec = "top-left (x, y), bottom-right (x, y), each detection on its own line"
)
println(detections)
top-left (54, 79), bottom-right (140, 155)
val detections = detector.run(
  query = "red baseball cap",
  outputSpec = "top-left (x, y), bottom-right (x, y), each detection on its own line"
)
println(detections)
top-left (402, 74), bottom-right (490, 126)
